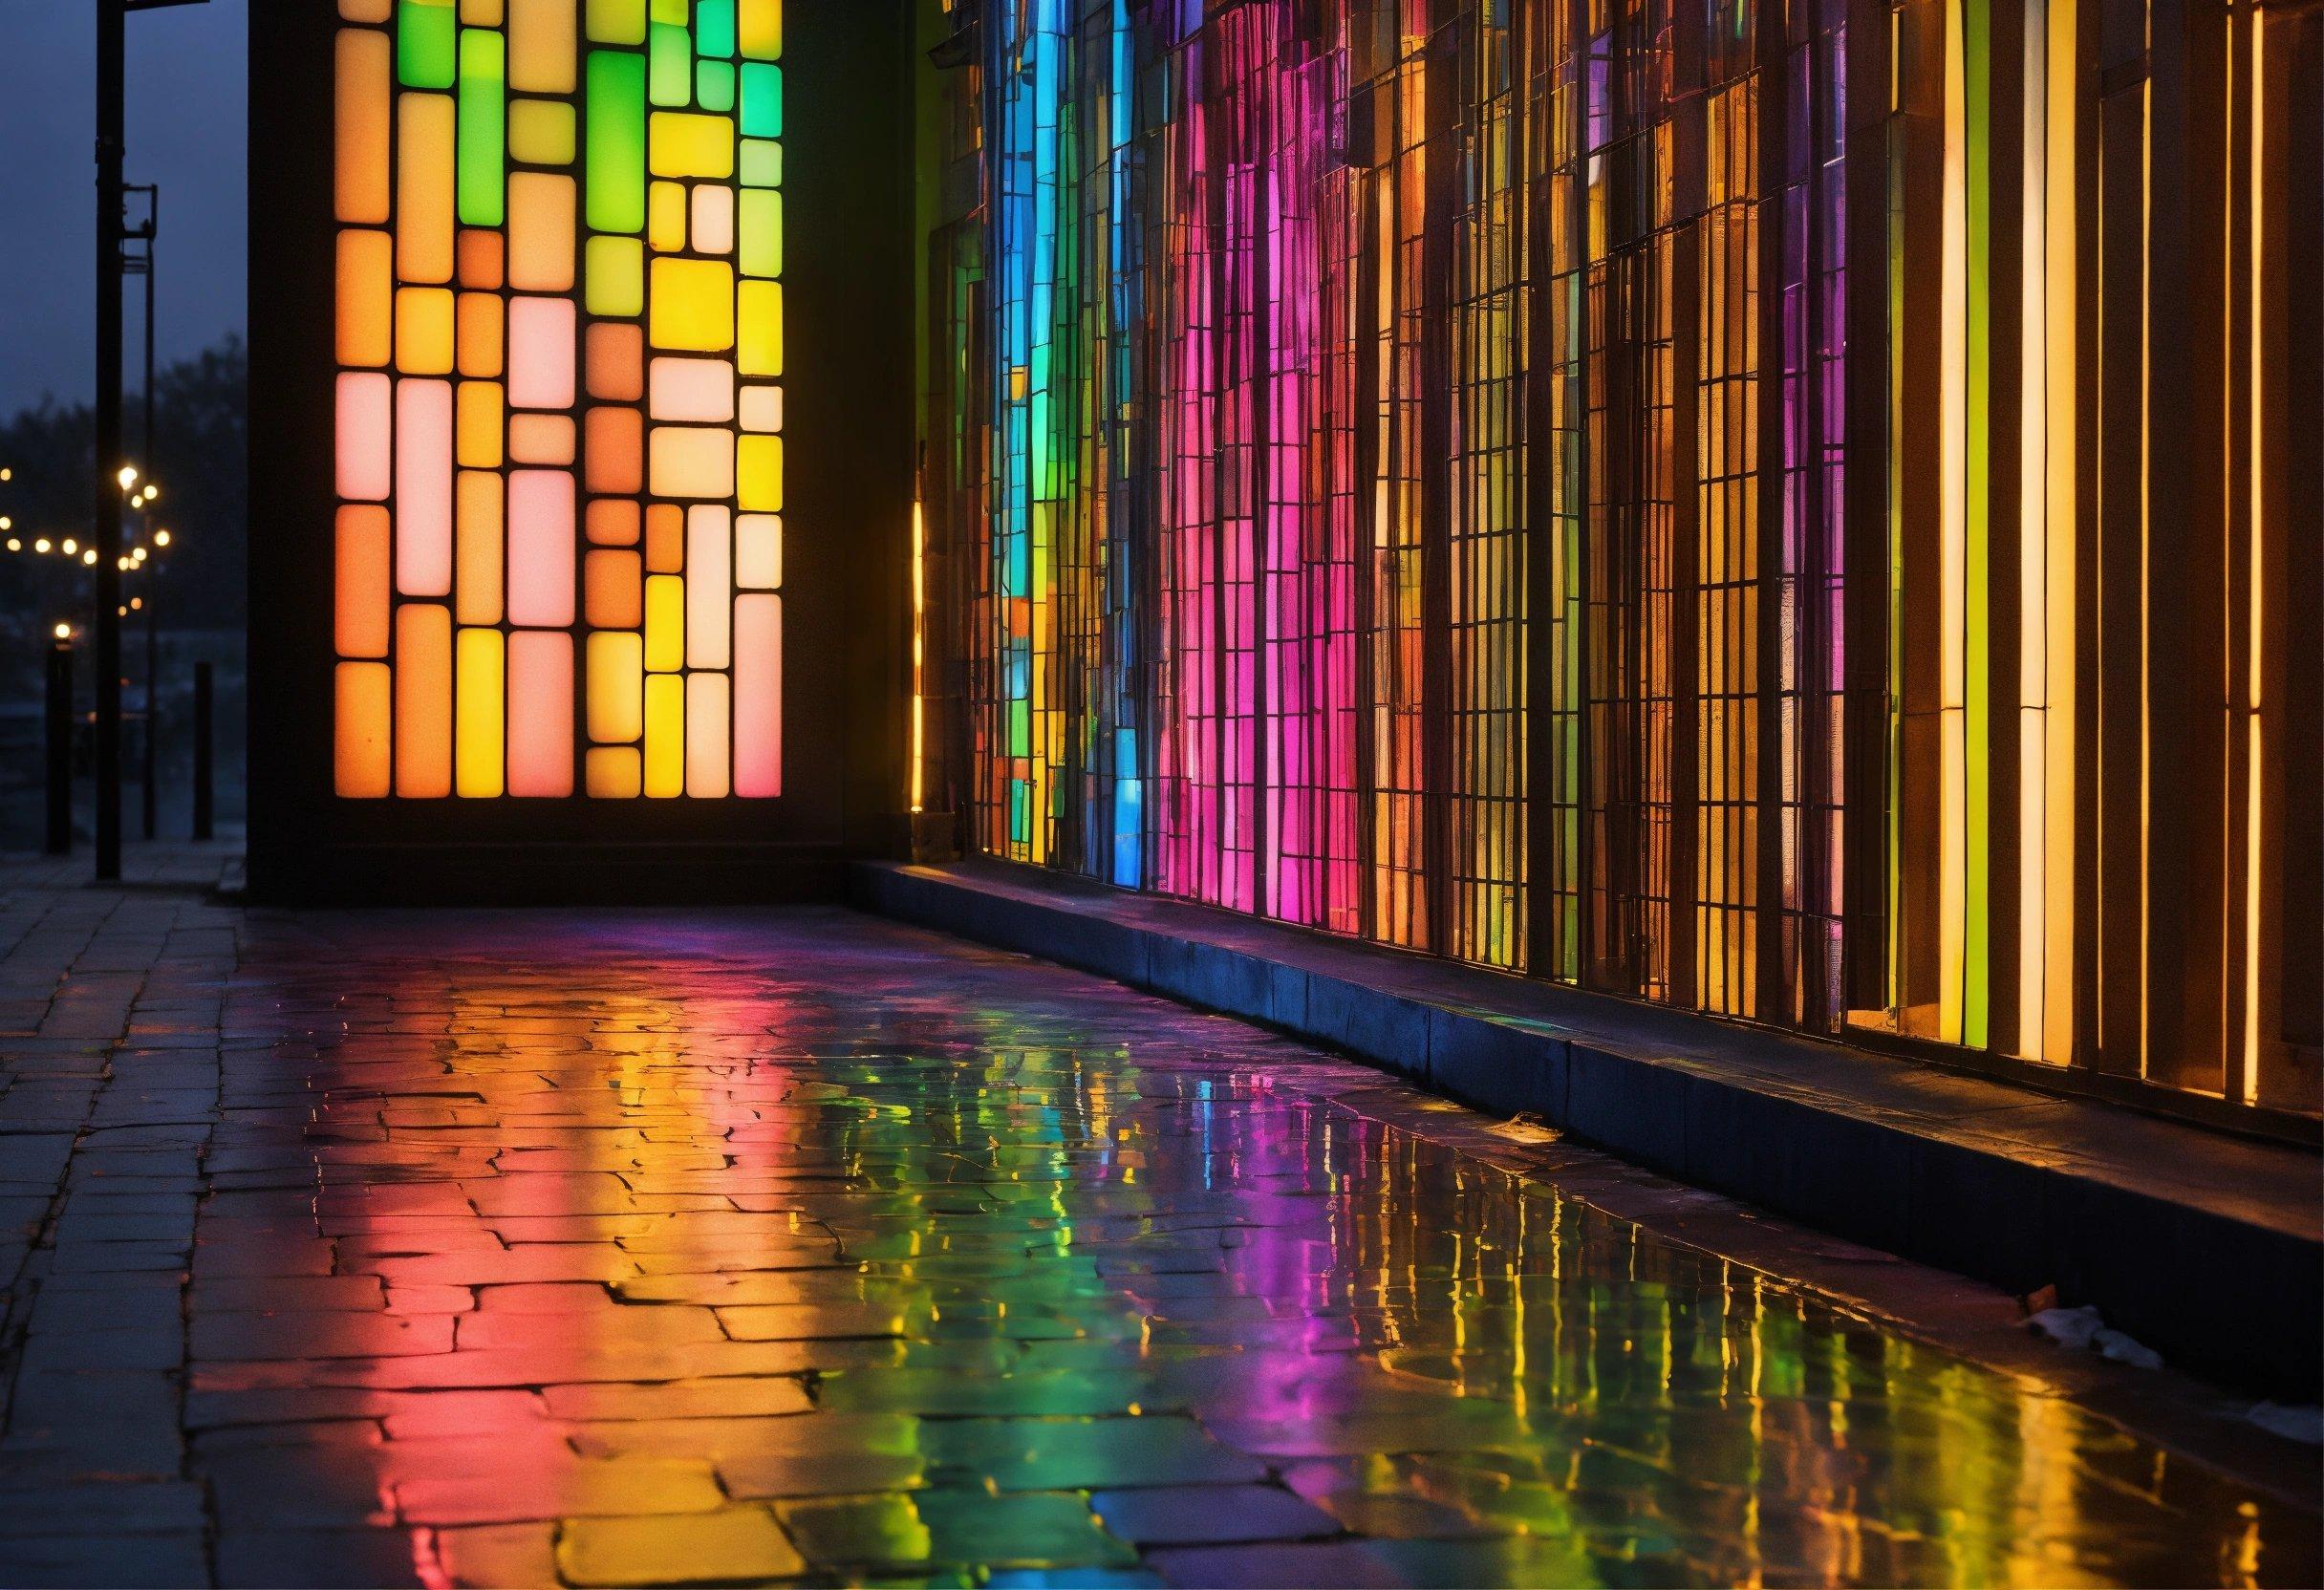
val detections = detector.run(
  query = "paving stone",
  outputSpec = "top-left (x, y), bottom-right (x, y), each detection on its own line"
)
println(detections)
top-left (557, 1506), bottom-right (805, 1585)
top-left (777, 1491), bottom-right (1138, 1573)
top-left (1090, 1484), bottom-right (1343, 1546)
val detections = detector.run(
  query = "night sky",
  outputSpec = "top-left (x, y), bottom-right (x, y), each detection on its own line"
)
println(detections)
top-left (0, 0), bottom-right (248, 418)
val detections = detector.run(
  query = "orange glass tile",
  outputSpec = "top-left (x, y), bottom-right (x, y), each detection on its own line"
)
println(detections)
top-left (584, 408), bottom-right (645, 496)
top-left (335, 505), bottom-right (393, 659)
top-left (334, 661), bottom-right (393, 798)
top-left (586, 549), bottom-right (645, 629)
top-left (587, 498), bottom-right (642, 548)
top-left (456, 291), bottom-right (506, 377)
top-left (456, 470), bottom-right (505, 625)
top-left (586, 322), bottom-right (647, 401)
top-left (395, 604), bottom-right (454, 798)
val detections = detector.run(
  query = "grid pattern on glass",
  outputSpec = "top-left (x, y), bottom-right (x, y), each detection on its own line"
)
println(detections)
top-left (333, 0), bottom-right (785, 801)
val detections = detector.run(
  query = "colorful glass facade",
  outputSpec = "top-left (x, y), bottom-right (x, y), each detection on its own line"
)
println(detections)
top-left (929, 0), bottom-right (2319, 1112)
top-left (334, 0), bottom-right (785, 802)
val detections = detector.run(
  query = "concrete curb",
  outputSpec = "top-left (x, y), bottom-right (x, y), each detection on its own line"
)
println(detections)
top-left (855, 858), bottom-right (2322, 1401)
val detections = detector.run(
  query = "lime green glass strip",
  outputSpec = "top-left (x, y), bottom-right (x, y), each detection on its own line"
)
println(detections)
top-left (740, 139), bottom-right (781, 187)
top-left (398, 0), bottom-right (458, 89)
top-left (739, 189), bottom-right (782, 278)
top-left (650, 22), bottom-right (692, 107)
top-left (1963, 0), bottom-right (1993, 1047)
top-left (741, 61), bottom-right (782, 139)
top-left (456, 29), bottom-right (506, 226)
top-left (585, 51), bottom-right (649, 235)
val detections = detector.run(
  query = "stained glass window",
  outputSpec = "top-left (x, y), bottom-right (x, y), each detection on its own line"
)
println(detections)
top-left (334, 0), bottom-right (785, 800)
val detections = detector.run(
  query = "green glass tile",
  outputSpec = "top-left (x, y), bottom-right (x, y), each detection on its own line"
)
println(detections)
top-left (696, 59), bottom-right (736, 113)
top-left (741, 61), bottom-right (782, 139)
top-left (397, 0), bottom-right (458, 89)
top-left (649, 21), bottom-right (692, 107)
top-left (695, 0), bottom-right (737, 58)
top-left (740, 138), bottom-right (783, 188)
top-left (585, 51), bottom-right (649, 234)
top-left (456, 30), bottom-right (506, 226)
top-left (739, 189), bottom-right (782, 279)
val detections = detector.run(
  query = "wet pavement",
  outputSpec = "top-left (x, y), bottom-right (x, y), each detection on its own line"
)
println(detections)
top-left (0, 859), bottom-right (2316, 1586)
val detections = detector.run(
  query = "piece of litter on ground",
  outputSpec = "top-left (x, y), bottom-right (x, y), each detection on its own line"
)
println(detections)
top-left (2248, 1404), bottom-right (2324, 1446)
top-left (2028, 1305), bottom-right (2163, 1369)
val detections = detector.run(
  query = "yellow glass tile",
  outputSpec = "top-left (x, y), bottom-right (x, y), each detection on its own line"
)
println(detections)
top-left (737, 279), bottom-right (782, 375)
top-left (686, 673), bottom-right (731, 798)
top-left (587, 0), bottom-right (646, 43)
top-left (648, 258), bottom-right (735, 352)
top-left (587, 632), bottom-right (645, 742)
top-left (509, 412), bottom-right (577, 465)
top-left (396, 93), bottom-right (458, 284)
top-left (643, 675), bottom-right (685, 797)
top-left (396, 287), bottom-right (457, 376)
top-left (648, 181), bottom-right (688, 252)
top-left (456, 627), bottom-right (506, 799)
top-left (337, 230), bottom-right (393, 368)
top-left (738, 0), bottom-right (781, 60)
top-left (508, 97), bottom-right (576, 165)
top-left (648, 113), bottom-right (736, 180)
top-left (737, 434), bottom-right (782, 512)
top-left (508, 0), bottom-right (578, 94)
top-left (586, 745), bottom-right (642, 799)
top-left (335, 662), bottom-right (393, 798)
top-left (649, 425), bottom-right (736, 499)
top-left (461, 0), bottom-right (505, 22)
top-left (456, 470), bottom-right (504, 624)
top-left (585, 236), bottom-right (646, 318)
top-left (395, 604), bottom-right (454, 798)
top-left (456, 291), bottom-right (505, 377)
top-left (506, 172), bottom-right (576, 293)
top-left (336, 30), bottom-right (392, 224)
top-left (643, 574), bottom-right (686, 672)
top-left (456, 381), bottom-right (505, 469)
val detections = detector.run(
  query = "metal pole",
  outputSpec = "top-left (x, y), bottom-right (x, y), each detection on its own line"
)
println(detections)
top-left (192, 660), bottom-right (214, 843)
top-left (140, 215), bottom-right (158, 841)
top-left (47, 641), bottom-right (74, 856)
top-left (94, 0), bottom-right (125, 881)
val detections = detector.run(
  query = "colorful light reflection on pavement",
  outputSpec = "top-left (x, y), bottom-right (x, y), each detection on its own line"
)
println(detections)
top-left (154, 909), bottom-right (2314, 1585)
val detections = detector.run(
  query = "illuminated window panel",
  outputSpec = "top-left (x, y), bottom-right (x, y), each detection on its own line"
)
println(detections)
top-left (334, 0), bottom-right (783, 799)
